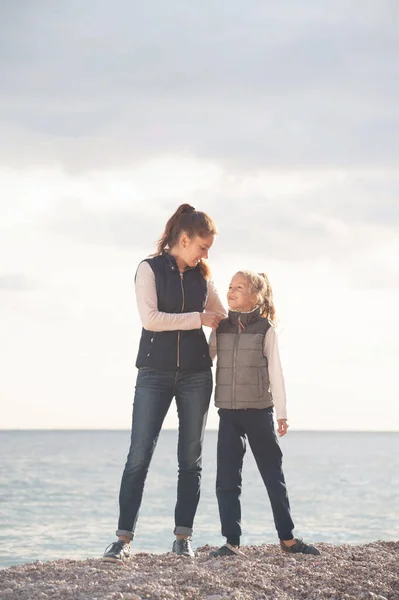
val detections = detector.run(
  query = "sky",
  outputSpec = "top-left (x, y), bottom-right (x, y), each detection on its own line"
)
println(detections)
top-left (1, 1), bottom-right (398, 431)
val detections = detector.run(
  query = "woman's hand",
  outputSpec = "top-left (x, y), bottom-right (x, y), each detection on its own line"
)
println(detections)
top-left (200, 312), bottom-right (223, 330)
top-left (277, 419), bottom-right (289, 437)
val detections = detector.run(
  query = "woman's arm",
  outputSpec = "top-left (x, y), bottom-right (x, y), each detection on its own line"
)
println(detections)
top-left (205, 280), bottom-right (228, 317)
top-left (135, 261), bottom-right (202, 331)
top-left (263, 327), bottom-right (288, 420)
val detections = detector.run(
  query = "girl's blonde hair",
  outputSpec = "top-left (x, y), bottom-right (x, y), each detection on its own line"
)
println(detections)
top-left (236, 270), bottom-right (277, 325)
top-left (155, 204), bottom-right (217, 280)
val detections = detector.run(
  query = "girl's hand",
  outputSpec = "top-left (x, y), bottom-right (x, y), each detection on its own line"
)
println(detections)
top-left (200, 312), bottom-right (223, 330)
top-left (277, 419), bottom-right (289, 437)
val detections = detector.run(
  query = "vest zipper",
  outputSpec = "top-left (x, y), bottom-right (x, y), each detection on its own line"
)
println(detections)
top-left (232, 315), bottom-right (243, 408)
top-left (177, 272), bottom-right (185, 368)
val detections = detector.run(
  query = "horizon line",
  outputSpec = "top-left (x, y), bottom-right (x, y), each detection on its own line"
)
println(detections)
top-left (1, 428), bottom-right (398, 433)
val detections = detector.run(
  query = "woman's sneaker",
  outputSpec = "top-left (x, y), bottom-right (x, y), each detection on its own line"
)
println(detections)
top-left (102, 540), bottom-right (131, 563)
top-left (172, 538), bottom-right (195, 558)
top-left (209, 543), bottom-right (244, 558)
top-left (280, 538), bottom-right (320, 556)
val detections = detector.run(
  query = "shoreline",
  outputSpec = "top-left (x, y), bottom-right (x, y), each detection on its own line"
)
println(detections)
top-left (1, 541), bottom-right (397, 600)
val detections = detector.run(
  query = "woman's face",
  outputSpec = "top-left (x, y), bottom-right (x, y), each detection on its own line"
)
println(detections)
top-left (227, 273), bottom-right (257, 312)
top-left (180, 234), bottom-right (214, 268)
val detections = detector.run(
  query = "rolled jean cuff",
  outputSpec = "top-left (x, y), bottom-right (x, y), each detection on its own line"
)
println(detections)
top-left (226, 535), bottom-right (240, 547)
top-left (116, 529), bottom-right (134, 541)
top-left (174, 526), bottom-right (193, 536)
top-left (278, 532), bottom-right (294, 541)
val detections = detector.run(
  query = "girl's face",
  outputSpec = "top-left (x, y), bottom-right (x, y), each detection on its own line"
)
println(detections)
top-left (227, 273), bottom-right (257, 312)
top-left (179, 233), bottom-right (214, 268)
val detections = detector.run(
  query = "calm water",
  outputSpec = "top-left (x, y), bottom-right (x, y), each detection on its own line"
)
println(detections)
top-left (1, 430), bottom-right (398, 569)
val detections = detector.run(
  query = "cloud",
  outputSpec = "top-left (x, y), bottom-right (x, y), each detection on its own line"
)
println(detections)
top-left (1, 158), bottom-right (385, 292)
top-left (342, 238), bottom-right (399, 289)
top-left (0, 273), bottom-right (37, 291)
top-left (1, 1), bottom-right (398, 170)
top-left (34, 162), bottom-right (398, 265)
top-left (46, 203), bottom-right (162, 249)
top-left (1, 2), bottom-right (398, 431)
top-left (1, 159), bottom-right (397, 295)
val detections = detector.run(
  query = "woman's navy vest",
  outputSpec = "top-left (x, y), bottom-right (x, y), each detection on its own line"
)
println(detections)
top-left (135, 252), bottom-right (212, 372)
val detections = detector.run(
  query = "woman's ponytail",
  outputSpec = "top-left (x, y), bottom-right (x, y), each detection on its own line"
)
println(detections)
top-left (156, 204), bottom-right (195, 255)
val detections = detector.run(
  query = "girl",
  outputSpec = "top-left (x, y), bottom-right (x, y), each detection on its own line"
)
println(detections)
top-left (208, 270), bottom-right (320, 557)
top-left (103, 204), bottom-right (226, 563)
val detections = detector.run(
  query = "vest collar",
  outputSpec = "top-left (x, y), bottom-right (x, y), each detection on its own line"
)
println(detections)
top-left (161, 250), bottom-right (179, 272)
top-left (161, 250), bottom-right (197, 273)
top-left (228, 306), bottom-right (261, 327)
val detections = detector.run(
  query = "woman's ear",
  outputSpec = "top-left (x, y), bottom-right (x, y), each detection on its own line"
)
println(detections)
top-left (180, 232), bottom-right (189, 248)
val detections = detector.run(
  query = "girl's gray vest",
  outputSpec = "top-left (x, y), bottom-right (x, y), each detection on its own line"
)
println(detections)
top-left (215, 308), bottom-right (273, 410)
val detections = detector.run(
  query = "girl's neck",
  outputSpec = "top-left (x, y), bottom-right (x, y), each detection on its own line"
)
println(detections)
top-left (229, 305), bottom-right (259, 314)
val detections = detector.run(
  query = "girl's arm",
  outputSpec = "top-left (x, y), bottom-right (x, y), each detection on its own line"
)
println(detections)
top-left (135, 261), bottom-right (202, 331)
top-left (263, 327), bottom-right (287, 420)
top-left (208, 330), bottom-right (217, 361)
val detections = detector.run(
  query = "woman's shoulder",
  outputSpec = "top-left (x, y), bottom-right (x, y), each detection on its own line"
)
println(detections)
top-left (143, 252), bottom-right (177, 271)
top-left (135, 259), bottom-right (155, 283)
top-left (139, 254), bottom-right (158, 266)
top-left (137, 255), bottom-right (161, 271)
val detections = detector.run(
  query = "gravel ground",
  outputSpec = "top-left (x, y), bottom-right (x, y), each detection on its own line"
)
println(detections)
top-left (1, 542), bottom-right (398, 600)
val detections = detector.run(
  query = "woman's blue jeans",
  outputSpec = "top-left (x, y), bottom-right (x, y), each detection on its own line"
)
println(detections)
top-left (117, 367), bottom-right (212, 539)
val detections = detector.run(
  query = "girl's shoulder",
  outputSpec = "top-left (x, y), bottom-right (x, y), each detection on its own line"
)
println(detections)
top-left (262, 317), bottom-right (279, 332)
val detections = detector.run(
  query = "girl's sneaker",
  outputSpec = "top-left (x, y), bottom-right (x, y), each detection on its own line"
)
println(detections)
top-left (280, 538), bottom-right (320, 555)
top-left (102, 540), bottom-right (131, 563)
top-left (209, 543), bottom-right (244, 557)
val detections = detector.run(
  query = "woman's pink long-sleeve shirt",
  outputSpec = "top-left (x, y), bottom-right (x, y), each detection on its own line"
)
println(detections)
top-left (135, 261), bottom-right (227, 331)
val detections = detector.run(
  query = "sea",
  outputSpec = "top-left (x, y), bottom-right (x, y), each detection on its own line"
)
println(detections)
top-left (1, 430), bottom-right (398, 569)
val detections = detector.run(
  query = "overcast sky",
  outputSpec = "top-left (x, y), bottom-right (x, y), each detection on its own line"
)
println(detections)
top-left (1, 1), bottom-right (398, 430)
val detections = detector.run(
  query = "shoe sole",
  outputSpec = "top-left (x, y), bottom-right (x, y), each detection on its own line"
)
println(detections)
top-left (102, 556), bottom-right (128, 563)
top-left (210, 553), bottom-right (246, 559)
top-left (172, 549), bottom-right (195, 558)
top-left (209, 544), bottom-right (246, 559)
top-left (209, 551), bottom-right (247, 559)
top-left (281, 548), bottom-right (320, 556)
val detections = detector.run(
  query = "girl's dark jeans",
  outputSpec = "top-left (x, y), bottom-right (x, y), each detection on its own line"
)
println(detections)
top-left (117, 367), bottom-right (212, 539)
top-left (216, 407), bottom-right (295, 543)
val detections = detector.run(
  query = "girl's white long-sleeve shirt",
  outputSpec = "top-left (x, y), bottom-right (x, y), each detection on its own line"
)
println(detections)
top-left (208, 327), bottom-right (288, 420)
top-left (135, 261), bottom-right (227, 332)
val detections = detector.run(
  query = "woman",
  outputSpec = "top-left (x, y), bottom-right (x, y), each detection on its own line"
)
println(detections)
top-left (103, 204), bottom-right (226, 562)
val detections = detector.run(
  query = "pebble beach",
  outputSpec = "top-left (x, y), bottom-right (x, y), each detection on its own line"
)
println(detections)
top-left (1, 541), bottom-right (398, 600)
